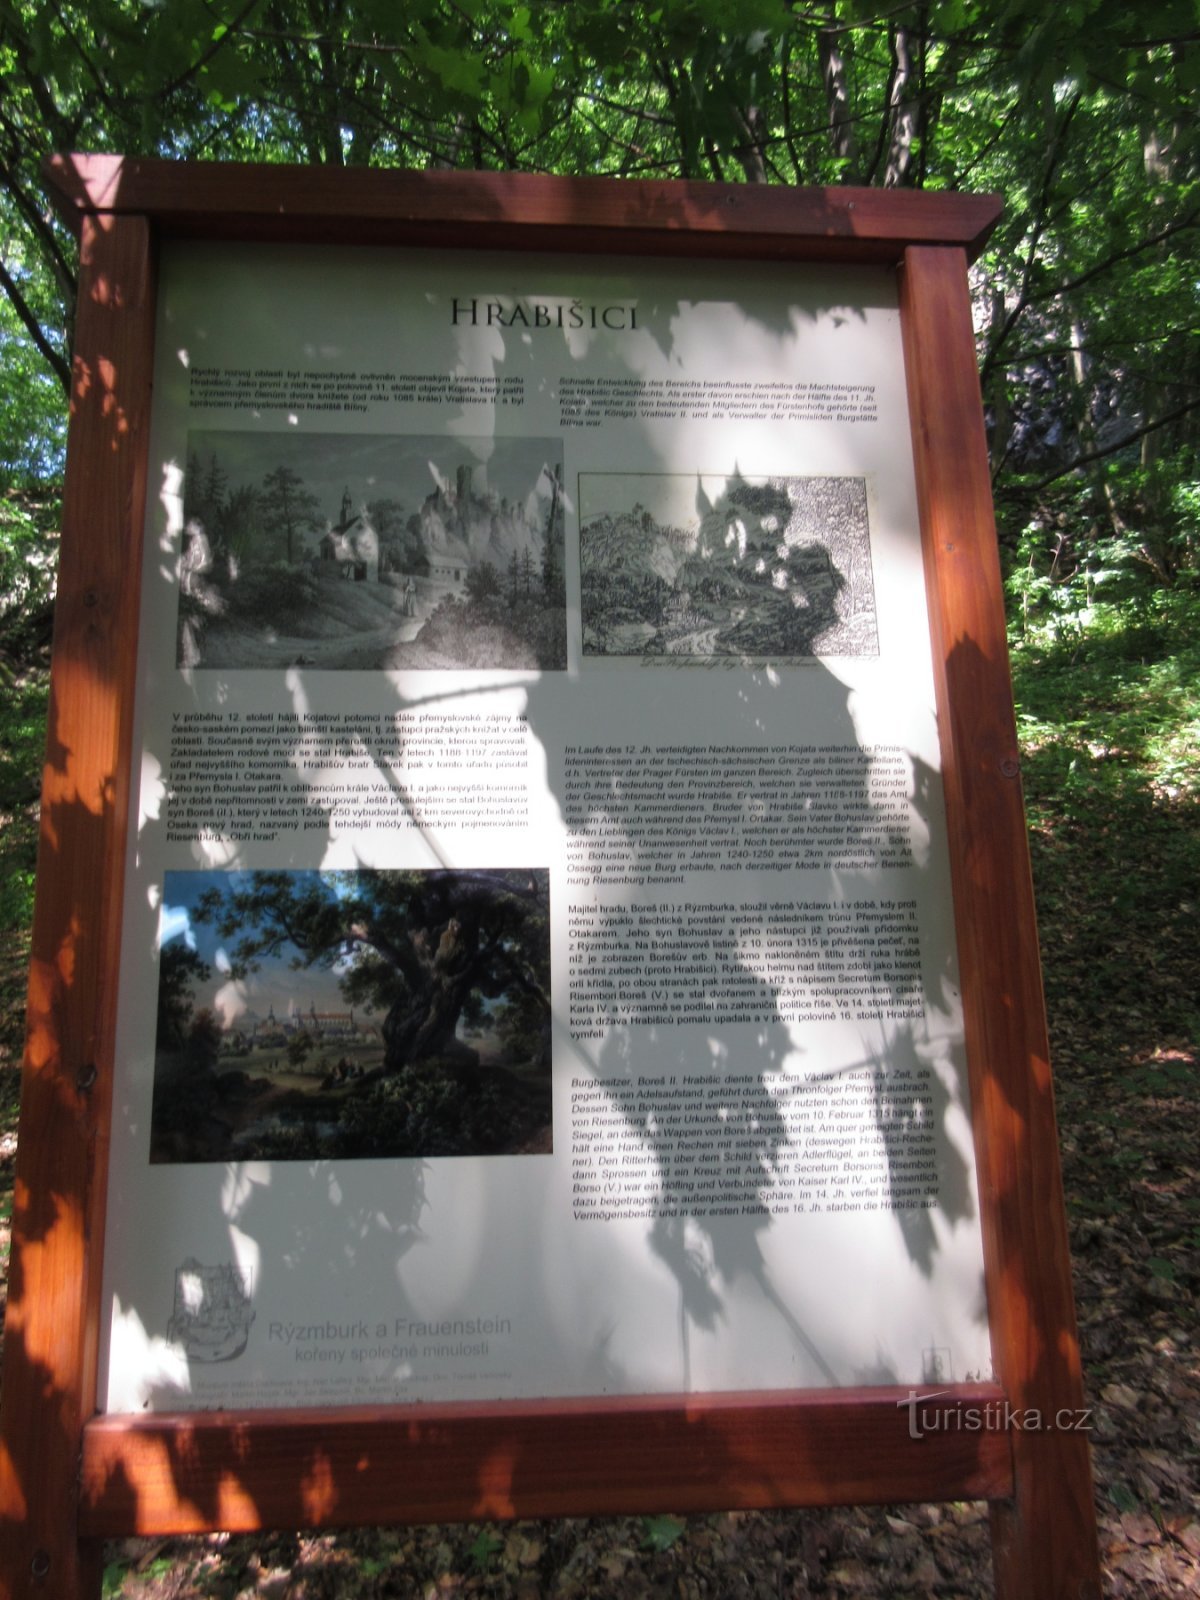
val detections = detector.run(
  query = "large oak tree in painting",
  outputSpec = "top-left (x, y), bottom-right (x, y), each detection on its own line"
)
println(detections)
top-left (149, 868), bottom-right (553, 1162)
top-left (196, 866), bottom-right (551, 1077)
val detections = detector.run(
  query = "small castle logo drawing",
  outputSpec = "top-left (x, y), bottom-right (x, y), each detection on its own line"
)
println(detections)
top-left (168, 1258), bottom-right (255, 1363)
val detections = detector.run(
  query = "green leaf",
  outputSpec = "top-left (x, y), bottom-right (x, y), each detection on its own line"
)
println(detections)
top-left (641, 1513), bottom-right (687, 1551)
top-left (467, 1529), bottom-right (504, 1571)
top-left (934, 0), bottom-right (968, 29)
top-left (412, 37), bottom-right (489, 99)
top-left (1109, 1480), bottom-right (1138, 1514)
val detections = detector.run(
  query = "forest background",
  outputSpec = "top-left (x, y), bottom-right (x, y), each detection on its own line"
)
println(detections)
top-left (0, 1), bottom-right (1197, 1595)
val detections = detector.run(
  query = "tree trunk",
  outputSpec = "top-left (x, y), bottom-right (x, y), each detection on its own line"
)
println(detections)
top-left (818, 23), bottom-right (857, 176)
top-left (380, 913), bottom-right (488, 1072)
top-left (883, 26), bottom-right (918, 188)
top-left (382, 968), bottom-right (480, 1072)
top-left (986, 288), bottom-right (1013, 477)
top-left (732, 104), bottom-right (767, 183)
top-left (1069, 312), bottom-right (1127, 541)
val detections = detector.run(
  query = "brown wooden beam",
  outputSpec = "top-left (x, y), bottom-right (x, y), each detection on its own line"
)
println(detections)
top-left (899, 243), bottom-right (1101, 1600)
top-left (0, 213), bottom-right (156, 1600)
top-left (79, 1385), bottom-right (1014, 1537)
top-left (43, 155), bottom-right (1002, 265)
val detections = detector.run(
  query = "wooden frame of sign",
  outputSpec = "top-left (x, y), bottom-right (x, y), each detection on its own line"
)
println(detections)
top-left (0, 155), bottom-right (1099, 1600)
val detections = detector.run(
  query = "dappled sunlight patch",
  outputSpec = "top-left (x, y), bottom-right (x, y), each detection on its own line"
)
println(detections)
top-left (105, 1297), bottom-right (191, 1413)
top-left (299, 1448), bottom-right (338, 1522)
top-left (6, 1185), bottom-right (86, 1388)
top-left (473, 1444), bottom-right (518, 1520)
top-left (215, 1470), bottom-right (258, 1532)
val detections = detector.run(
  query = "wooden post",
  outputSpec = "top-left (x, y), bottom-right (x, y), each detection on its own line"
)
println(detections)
top-left (899, 244), bottom-right (1101, 1600)
top-left (0, 213), bottom-right (155, 1600)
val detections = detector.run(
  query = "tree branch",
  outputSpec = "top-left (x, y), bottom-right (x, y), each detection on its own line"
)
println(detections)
top-left (157, 0), bottom-right (267, 99)
top-left (1018, 396), bottom-right (1200, 491)
top-left (0, 258), bottom-right (70, 393)
top-left (979, 89), bottom-right (1084, 383)
top-left (0, 142), bottom-right (79, 297)
top-left (1043, 208), bottom-right (1200, 305)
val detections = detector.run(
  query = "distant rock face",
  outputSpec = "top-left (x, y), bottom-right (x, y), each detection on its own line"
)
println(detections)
top-left (580, 503), bottom-right (693, 585)
top-left (417, 460), bottom-right (559, 574)
top-left (580, 485), bottom-right (787, 593)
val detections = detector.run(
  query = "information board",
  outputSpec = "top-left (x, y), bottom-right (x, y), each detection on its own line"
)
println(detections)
top-left (102, 243), bottom-right (990, 1414)
top-left (0, 158), bottom-right (1100, 1600)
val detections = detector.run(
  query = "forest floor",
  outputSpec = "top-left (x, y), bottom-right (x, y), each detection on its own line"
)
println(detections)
top-left (0, 603), bottom-right (1197, 1597)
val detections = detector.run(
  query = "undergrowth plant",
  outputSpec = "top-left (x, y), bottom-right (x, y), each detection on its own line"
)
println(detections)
top-left (1004, 477), bottom-right (1200, 1065)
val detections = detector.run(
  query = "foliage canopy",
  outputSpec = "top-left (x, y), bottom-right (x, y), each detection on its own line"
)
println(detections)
top-left (1, 1), bottom-right (1196, 614)
top-left (0, 3), bottom-right (1197, 850)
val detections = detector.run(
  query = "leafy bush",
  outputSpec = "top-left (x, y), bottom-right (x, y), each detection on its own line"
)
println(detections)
top-left (335, 1063), bottom-right (547, 1158)
top-left (227, 560), bottom-right (320, 625)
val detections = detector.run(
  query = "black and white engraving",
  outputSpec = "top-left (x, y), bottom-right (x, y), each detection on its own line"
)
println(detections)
top-left (178, 431), bottom-right (566, 670)
top-left (580, 472), bottom-right (878, 659)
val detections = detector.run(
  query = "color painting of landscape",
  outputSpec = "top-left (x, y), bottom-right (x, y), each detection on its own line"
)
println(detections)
top-left (150, 866), bottom-right (553, 1163)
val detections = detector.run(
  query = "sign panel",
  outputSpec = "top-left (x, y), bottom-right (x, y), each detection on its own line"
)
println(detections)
top-left (100, 242), bottom-right (991, 1413)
